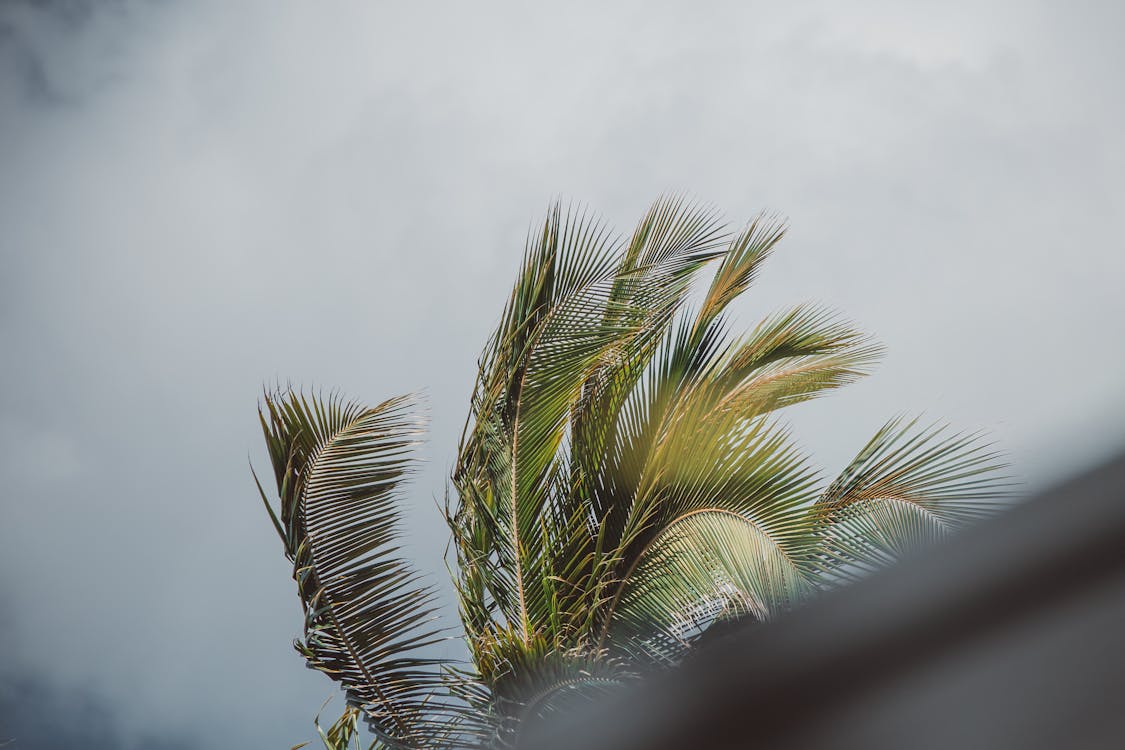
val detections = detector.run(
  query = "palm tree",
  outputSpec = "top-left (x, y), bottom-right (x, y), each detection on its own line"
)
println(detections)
top-left (255, 198), bottom-right (1008, 749)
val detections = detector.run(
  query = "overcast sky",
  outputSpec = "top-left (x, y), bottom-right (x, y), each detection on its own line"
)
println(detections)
top-left (1, 1), bottom-right (1123, 747)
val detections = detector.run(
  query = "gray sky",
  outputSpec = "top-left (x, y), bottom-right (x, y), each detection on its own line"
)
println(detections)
top-left (1, 1), bottom-right (1122, 747)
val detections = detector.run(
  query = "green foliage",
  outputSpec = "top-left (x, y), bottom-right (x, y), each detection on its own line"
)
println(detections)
top-left (255, 197), bottom-right (1010, 748)
top-left (290, 702), bottom-right (377, 750)
top-left (254, 393), bottom-right (480, 747)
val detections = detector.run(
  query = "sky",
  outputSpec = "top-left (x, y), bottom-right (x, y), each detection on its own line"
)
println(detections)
top-left (1, 0), bottom-right (1122, 747)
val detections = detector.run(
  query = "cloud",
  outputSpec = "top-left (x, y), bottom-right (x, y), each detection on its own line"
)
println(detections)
top-left (1, 0), bottom-right (1122, 746)
top-left (0, 668), bottom-right (200, 750)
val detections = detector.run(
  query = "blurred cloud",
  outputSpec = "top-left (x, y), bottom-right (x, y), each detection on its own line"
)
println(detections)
top-left (0, 669), bottom-right (199, 750)
top-left (1, 0), bottom-right (1122, 746)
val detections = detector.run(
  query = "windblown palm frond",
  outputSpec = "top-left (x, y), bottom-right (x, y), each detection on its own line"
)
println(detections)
top-left (255, 391), bottom-right (476, 748)
top-left (813, 417), bottom-right (1012, 583)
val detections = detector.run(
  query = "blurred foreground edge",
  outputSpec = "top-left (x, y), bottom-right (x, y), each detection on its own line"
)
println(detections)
top-left (523, 454), bottom-right (1125, 750)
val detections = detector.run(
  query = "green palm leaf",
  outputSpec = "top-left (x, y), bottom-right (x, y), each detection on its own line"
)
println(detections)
top-left (451, 199), bottom-right (726, 650)
top-left (256, 390), bottom-right (471, 748)
top-left (599, 410), bottom-right (820, 654)
top-left (813, 417), bottom-right (1012, 583)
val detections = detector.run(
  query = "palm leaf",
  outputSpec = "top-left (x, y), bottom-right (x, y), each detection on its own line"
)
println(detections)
top-left (813, 416), bottom-right (1012, 582)
top-left (691, 214), bottom-right (786, 339)
top-left (451, 199), bottom-right (726, 650)
top-left (699, 304), bottom-right (883, 418)
top-left (257, 390), bottom-right (469, 748)
top-left (605, 509), bottom-right (812, 664)
top-left (592, 303), bottom-right (877, 564)
top-left (598, 411), bottom-right (820, 655)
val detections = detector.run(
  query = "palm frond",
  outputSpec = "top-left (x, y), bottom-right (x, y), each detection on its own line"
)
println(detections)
top-left (591, 304), bottom-right (876, 564)
top-left (691, 214), bottom-right (786, 339)
top-left (813, 416), bottom-right (1012, 582)
top-left (258, 389), bottom-right (469, 748)
top-left (606, 508), bottom-right (812, 664)
top-left (451, 198), bottom-right (727, 650)
top-left (452, 203), bottom-right (623, 644)
top-left (700, 304), bottom-right (883, 418)
top-left (599, 411), bottom-right (820, 654)
top-left (572, 197), bottom-right (728, 516)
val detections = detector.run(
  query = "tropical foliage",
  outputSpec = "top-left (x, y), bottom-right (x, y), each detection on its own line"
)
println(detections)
top-left (255, 198), bottom-right (1008, 748)
top-left (290, 702), bottom-right (376, 750)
